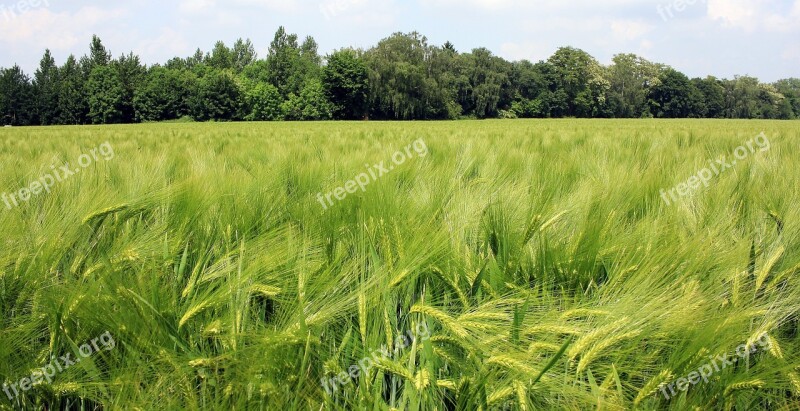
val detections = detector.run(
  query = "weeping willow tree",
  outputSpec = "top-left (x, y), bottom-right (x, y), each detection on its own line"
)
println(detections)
top-left (364, 32), bottom-right (456, 120)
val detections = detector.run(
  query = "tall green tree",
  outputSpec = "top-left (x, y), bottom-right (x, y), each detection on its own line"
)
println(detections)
top-left (207, 41), bottom-right (234, 70)
top-left (321, 49), bottom-right (368, 120)
top-left (693, 76), bottom-right (726, 118)
top-left (266, 27), bottom-right (301, 98)
top-left (430, 43), bottom-right (468, 119)
top-left (365, 32), bottom-right (451, 119)
top-left (605, 54), bottom-right (662, 118)
top-left (0, 65), bottom-right (35, 126)
top-left (134, 67), bottom-right (193, 122)
top-left (232, 38), bottom-right (257, 73)
top-left (33, 49), bottom-right (61, 125)
top-left (86, 65), bottom-right (125, 124)
top-left (189, 70), bottom-right (241, 121)
top-left (461, 48), bottom-right (511, 118)
top-left (548, 47), bottom-right (609, 117)
top-left (282, 80), bottom-right (333, 120)
top-left (81, 35), bottom-right (111, 77)
top-left (58, 55), bottom-right (88, 125)
top-left (242, 81), bottom-right (283, 121)
top-left (774, 78), bottom-right (800, 118)
top-left (648, 68), bottom-right (706, 118)
top-left (113, 52), bottom-right (146, 123)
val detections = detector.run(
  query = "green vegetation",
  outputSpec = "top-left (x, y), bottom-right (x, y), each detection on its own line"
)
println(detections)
top-left (1, 120), bottom-right (799, 410)
top-left (2, 30), bottom-right (799, 126)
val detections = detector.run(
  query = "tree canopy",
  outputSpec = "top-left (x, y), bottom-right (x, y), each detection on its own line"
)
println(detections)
top-left (0, 29), bottom-right (797, 125)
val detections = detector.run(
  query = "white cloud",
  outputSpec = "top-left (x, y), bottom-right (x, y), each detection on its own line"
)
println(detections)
top-left (133, 28), bottom-right (192, 63)
top-left (179, 0), bottom-right (299, 14)
top-left (707, 0), bottom-right (758, 30)
top-left (707, 0), bottom-right (800, 32)
top-left (418, 0), bottom-right (640, 13)
top-left (499, 41), bottom-right (551, 62)
top-left (610, 20), bottom-right (653, 40)
top-left (0, 6), bottom-right (128, 51)
top-left (178, 0), bottom-right (216, 13)
top-left (231, 0), bottom-right (299, 12)
top-left (783, 44), bottom-right (800, 64)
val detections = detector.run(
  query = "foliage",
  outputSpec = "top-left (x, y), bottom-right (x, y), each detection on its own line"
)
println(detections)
top-left (33, 49), bottom-right (61, 125)
top-left (606, 54), bottom-right (663, 118)
top-left (57, 55), bottom-right (88, 125)
top-left (0, 65), bottom-right (35, 126)
top-left (189, 70), bottom-right (241, 121)
top-left (364, 32), bottom-right (454, 120)
top-left (321, 49), bottom-right (369, 120)
top-left (1, 33), bottom-right (799, 125)
top-left (648, 68), bottom-right (706, 118)
top-left (242, 81), bottom-right (283, 121)
top-left (548, 47), bottom-right (610, 117)
top-left (281, 80), bottom-right (333, 120)
top-left (86, 65), bottom-right (125, 124)
top-left (134, 67), bottom-right (193, 122)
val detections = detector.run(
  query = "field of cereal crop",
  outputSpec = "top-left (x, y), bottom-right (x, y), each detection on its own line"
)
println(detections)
top-left (1, 119), bottom-right (799, 410)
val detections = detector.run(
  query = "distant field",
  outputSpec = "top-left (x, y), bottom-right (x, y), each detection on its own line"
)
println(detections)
top-left (1, 120), bottom-right (799, 410)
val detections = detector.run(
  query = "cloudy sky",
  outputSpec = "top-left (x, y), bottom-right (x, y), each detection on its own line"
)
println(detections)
top-left (0, 0), bottom-right (798, 81)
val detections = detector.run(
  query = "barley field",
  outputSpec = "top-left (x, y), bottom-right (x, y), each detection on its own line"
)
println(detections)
top-left (1, 119), bottom-right (799, 410)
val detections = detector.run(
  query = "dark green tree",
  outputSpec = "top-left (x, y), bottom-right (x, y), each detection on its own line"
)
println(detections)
top-left (648, 68), bottom-right (705, 118)
top-left (0, 65), bottom-right (35, 126)
top-left (282, 80), bottom-right (332, 120)
top-left (207, 41), bottom-right (234, 70)
top-left (113, 52), bottom-right (146, 123)
top-left (774, 78), bottom-right (800, 118)
top-left (693, 76), bottom-right (726, 118)
top-left (462, 48), bottom-right (510, 118)
top-left (365, 32), bottom-right (451, 119)
top-left (605, 54), bottom-right (663, 118)
top-left (267, 27), bottom-right (301, 98)
top-left (242, 81), bottom-right (283, 121)
top-left (754, 83), bottom-right (788, 119)
top-left (57, 55), bottom-right (88, 125)
top-left (82, 35), bottom-right (111, 76)
top-left (86, 65), bottom-right (125, 124)
top-left (548, 47), bottom-right (609, 117)
top-left (232, 38), bottom-right (257, 73)
top-left (134, 67), bottom-right (193, 121)
top-left (33, 49), bottom-right (61, 125)
top-left (189, 70), bottom-right (241, 121)
top-left (321, 49), bottom-right (368, 120)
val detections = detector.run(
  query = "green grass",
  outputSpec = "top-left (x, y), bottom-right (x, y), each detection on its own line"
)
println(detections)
top-left (1, 119), bottom-right (799, 410)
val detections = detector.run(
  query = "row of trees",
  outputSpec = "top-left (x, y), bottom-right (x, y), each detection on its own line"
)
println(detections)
top-left (1, 29), bottom-right (798, 125)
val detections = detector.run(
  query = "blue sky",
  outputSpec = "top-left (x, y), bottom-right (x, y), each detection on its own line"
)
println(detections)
top-left (0, 0), bottom-right (798, 82)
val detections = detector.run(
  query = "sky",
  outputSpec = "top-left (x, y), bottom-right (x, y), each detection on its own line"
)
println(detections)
top-left (0, 0), bottom-right (798, 82)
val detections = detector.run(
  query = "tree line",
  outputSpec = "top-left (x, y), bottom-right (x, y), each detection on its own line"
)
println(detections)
top-left (1, 28), bottom-right (798, 125)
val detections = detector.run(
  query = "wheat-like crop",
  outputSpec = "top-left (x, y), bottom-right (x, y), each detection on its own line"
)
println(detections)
top-left (1, 120), bottom-right (798, 410)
